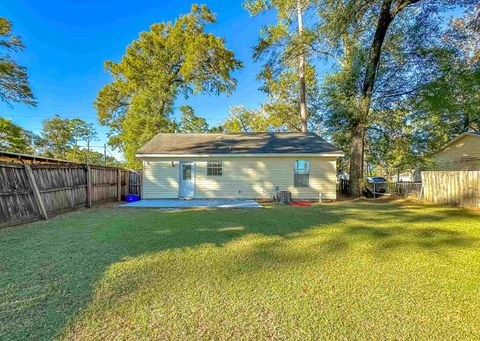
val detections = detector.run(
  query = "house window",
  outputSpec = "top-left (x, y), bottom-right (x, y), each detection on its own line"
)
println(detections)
top-left (294, 160), bottom-right (310, 187)
top-left (207, 160), bottom-right (222, 176)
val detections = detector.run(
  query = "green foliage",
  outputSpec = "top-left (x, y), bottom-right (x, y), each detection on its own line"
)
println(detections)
top-left (260, 63), bottom-right (321, 130)
top-left (0, 117), bottom-right (34, 153)
top-left (245, 0), bottom-right (321, 131)
top-left (70, 118), bottom-right (97, 147)
top-left (36, 115), bottom-right (101, 163)
top-left (207, 125), bottom-right (224, 133)
top-left (322, 47), bottom-right (365, 167)
top-left (222, 105), bottom-right (271, 132)
top-left (65, 147), bottom-right (123, 167)
top-left (178, 105), bottom-right (209, 133)
top-left (36, 115), bottom-right (73, 159)
top-left (412, 7), bottom-right (480, 153)
top-left (0, 17), bottom-right (36, 106)
top-left (0, 115), bottom-right (120, 166)
top-left (366, 109), bottom-right (425, 175)
top-left (95, 4), bottom-right (242, 168)
top-left (318, 1), bottom-right (475, 174)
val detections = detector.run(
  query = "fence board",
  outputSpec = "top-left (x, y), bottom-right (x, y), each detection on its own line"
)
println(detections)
top-left (31, 164), bottom-right (86, 215)
top-left (0, 161), bottom-right (140, 228)
top-left (0, 162), bottom-right (40, 225)
top-left (24, 164), bottom-right (49, 220)
top-left (395, 181), bottom-right (422, 197)
top-left (421, 171), bottom-right (480, 208)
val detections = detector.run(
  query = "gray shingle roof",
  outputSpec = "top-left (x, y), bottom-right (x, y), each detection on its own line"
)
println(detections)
top-left (137, 132), bottom-right (343, 155)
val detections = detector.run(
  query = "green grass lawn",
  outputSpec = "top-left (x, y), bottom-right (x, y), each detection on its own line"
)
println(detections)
top-left (1, 201), bottom-right (480, 340)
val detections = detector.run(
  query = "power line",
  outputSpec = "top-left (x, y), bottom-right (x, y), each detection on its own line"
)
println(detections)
top-left (2, 114), bottom-right (99, 118)
top-left (2, 116), bottom-right (100, 124)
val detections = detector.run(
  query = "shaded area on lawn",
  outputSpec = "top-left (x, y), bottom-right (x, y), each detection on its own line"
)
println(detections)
top-left (0, 201), bottom-right (479, 340)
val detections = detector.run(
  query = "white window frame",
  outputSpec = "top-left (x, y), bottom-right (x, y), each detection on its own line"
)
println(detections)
top-left (294, 160), bottom-right (310, 188)
top-left (207, 160), bottom-right (223, 176)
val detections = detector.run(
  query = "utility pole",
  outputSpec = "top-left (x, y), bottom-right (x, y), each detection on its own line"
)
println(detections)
top-left (297, 0), bottom-right (308, 133)
top-left (86, 138), bottom-right (90, 165)
top-left (104, 143), bottom-right (107, 166)
top-left (73, 139), bottom-right (77, 163)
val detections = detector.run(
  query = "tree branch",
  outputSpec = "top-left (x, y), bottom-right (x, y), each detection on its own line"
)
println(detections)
top-left (391, 0), bottom-right (422, 18)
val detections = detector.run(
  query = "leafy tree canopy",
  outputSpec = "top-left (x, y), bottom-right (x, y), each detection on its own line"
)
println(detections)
top-left (0, 117), bottom-right (35, 153)
top-left (222, 105), bottom-right (271, 133)
top-left (95, 4), bottom-right (242, 168)
top-left (316, 0), bottom-right (475, 179)
top-left (0, 17), bottom-right (36, 106)
top-left (65, 147), bottom-right (123, 167)
top-left (245, 0), bottom-right (321, 132)
top-left (412, 6), bottom-right (480, 153)
top-left (36, 115), bottom-right (97, 161)
top-left (178, 105), bottom-right (209, 133)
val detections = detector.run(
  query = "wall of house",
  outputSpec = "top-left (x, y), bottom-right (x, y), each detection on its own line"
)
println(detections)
top-left (432, 135), bottom-right (480, 170)
top-left (142, 156), bottom-right (338, 200)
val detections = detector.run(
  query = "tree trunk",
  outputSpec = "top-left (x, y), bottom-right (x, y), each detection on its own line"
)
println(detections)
top-left (349, 0), bottom-right (394, 196)
top-left (297, 0), bottom-right (308, 132)
top-left (361, 0), bottom-right (394, 101)
top-left (349, 120), bottom-right (365, 196)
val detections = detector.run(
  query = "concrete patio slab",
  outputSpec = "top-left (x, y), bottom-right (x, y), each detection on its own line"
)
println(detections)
top-left (120, 199), bottom-right (263, 209)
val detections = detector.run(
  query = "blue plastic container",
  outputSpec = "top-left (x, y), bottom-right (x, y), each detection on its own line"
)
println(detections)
top-left (126, 194), bottom-right (141, 203)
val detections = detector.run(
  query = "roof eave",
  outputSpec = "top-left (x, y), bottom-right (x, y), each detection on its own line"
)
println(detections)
top-left (136, 152), bottom-right (345, 158)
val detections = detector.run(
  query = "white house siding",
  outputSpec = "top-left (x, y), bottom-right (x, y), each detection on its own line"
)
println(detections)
top-left (142, 156), bottom-right (337, 200)
top-left (432, 134), bottom-right (480, 170)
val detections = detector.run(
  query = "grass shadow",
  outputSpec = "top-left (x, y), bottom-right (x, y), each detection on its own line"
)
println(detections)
top-left (0, 200), bottom-right (479, 339)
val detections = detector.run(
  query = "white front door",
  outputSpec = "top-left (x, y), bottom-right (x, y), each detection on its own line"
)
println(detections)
top-left (179, 161), bottom-right (195, 198)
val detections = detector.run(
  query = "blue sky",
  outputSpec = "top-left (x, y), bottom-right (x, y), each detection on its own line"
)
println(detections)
top-left (0, 0), bottom-right (277, 157)
top-left (0, 1), bottom-right (464, 159)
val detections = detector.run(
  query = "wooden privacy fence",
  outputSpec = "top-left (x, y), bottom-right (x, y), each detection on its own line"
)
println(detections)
top-left (0, 161), bottom-right (140, 227)
top-left (0, 163), bottom-right (40, 226)
top-left (422, 171), bottom-right (480, 208)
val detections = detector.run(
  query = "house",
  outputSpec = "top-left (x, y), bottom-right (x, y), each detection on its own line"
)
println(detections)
top-left (431, 132), bottom-right (480, 170)
top-left (394, 170), bottom-right (422, 182)
top-left (136, 132), bottom-right (344, 200)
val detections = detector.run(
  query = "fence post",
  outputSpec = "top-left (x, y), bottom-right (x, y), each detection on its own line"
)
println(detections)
top-left (125, 171), bottom-right (130, 197)
top-left (117, 168), bottom-right (121, 201)
top-left (86, 165), bottom-right (92, 208)
top-left (24, 164), bottom-right (48, 220)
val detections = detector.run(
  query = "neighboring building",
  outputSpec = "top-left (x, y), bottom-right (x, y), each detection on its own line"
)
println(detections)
top-left (394, 169), bottom-right (422, 182)
top-left (136, 132), bottom-right (344, 200)
top-left (431, 132), bottom-right (480, 170)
